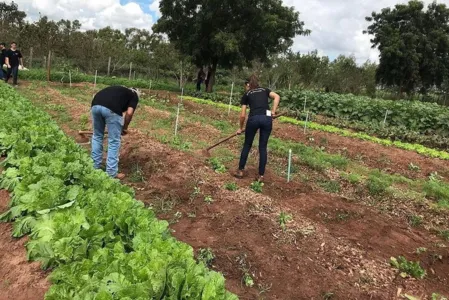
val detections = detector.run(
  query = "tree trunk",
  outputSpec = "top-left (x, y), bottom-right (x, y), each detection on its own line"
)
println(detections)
top-left (206, 62), bottom-right (217, 93)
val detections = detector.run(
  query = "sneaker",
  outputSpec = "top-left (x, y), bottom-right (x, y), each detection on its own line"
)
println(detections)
top-left (235, 170), bottom-right (244, 179)
top-left (116, 173), bottom-right (126, 180)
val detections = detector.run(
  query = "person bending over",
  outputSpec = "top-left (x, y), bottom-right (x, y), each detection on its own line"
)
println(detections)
top-left (91, 86), bottom-right (140, 179)
top-left (235, 75), bottom-right (280, 182)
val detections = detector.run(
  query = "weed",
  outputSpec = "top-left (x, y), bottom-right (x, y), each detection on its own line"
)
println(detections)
top-left (129, 163), bottom-right (145, 183)
top-left (320, 137), bottom-right (328, 146)
top-left (189, 186), bottom-right (201, 202)
top-left (79, 113), bottom-right (89, 130)
top-left (322, 292), bottom-right (335, 300)
top-left (250, 181), bottom-right (264, 193)
top-left (257, 283), bottom-right (272, 295)
top-left (152, 193), bottom-right (179, 214)
top-left (432, 293), bottom-right (448, 300)
top-left (390, 256), bottom-right (426, 279)
top-left (279, 212), bottom-right (293, 231)
top-left (225, 182), bottom-right (239, 191)
top-left (197, 248), bottom-right (215, 267)
top-left (336, 212), bottom-right (351, 221)
top-left (318, 179), bottom-right (341, 193)
top-left (212, 120), bottom-right (232, 131)
top-left (416, 247), bottom-right (427, 254)
top-left (341, 172), bottom-right (361, 185)
top-left (243, 273), bottom-right (254, 288)
top-left (171, 136), bottom-right (192, 151)
top-left (423, 176), bottom-right (449, 208)
top-left (204, 195), bottom-right (214, 204)
top-left (439, 230), bottom-right (449, 241)
top-left (209, 157), bottom-right (227, 173)
top-left (45, 104), bottom-right (66, 112)
top-left (187, 211), bottom-right (196, 218)
top-left (366, 170), bottom-right (392, 195)
top-left (169, 211), bottom-right (183, 224)
top-left (408, 163), bottom-right (421, 172)
top-left (407, 215), bottom-right (423, 227)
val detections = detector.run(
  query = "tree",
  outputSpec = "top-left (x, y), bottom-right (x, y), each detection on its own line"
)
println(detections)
top-left (365, 0), bottom-right (449, 95)
top-left (153, 0), bottom-right (310, 92)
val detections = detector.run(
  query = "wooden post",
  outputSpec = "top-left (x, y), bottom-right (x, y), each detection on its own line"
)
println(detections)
top-left (129, 62), bottom-right (132, 80)
top-left (107, 57), bottom-right (111, 76)
top-left (180, 61), bottom-right (183, 87)
top-left (94, 70), bottom-right (98, 88)
top-left (29, 47), bottom-right (33, 69)
top-left (43, 56), bottom-right (47, 69)
top-left (46, 51), bottom-right (51, 82)
top-left (133, 71), bottom-right (136, 81)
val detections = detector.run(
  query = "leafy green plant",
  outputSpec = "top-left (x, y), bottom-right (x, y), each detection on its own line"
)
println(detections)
top-left (250, 181), bottom-right (264, 193)
top-left (209, 157), bottom-right (227, 173)
top-left (439, 230), bottom-right (449, 241)
top-left (341, 172), bottom-right (361, 185)
top-left (318, 179), bottom-right (341, 193)
top-left (390, 256), bottom-right (426, 279)
top-left (197, 248), bottom-right (215, 267)
top-left (432, 293), bottom-right (448, 300)
top-left (225, 182), bottom-right (238, 191)
top-left (416, 247), bottom-right (427, 254)
top-left (279, 212), bottom-right (293, 231)
top-left (189, 186), bottom-right (201, 202)
top-left (243, 273), bottom-right (254, 288)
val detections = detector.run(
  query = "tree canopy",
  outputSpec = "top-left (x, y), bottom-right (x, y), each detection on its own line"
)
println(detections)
top-left (365, 0), bottom-right (449, 95)
top-left (153, 0), bottom-right (310, 91)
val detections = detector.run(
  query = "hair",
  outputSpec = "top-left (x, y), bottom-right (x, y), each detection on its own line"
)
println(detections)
top-left (10, 41), bottom-right (16, 46)
top-left (0, 42), bottom-right (5, 47)
top-left (246, 74), bottom-right (259, 90)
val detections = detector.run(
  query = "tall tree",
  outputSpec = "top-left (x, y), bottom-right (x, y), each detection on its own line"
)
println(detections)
top-left (153, 0), bottom-right (310, 92)
top-left (365, 0), bottom-right (449, 95)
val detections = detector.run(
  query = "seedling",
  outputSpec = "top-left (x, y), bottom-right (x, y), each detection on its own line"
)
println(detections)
top-left (323, 292), bottom-right (335, 300)
top-left (390, 256), bottom-right (426, 279)
top-left (129, 163), bottom-right (145, 183)
top-left (225, 182), bottom-right (238, 191)
top-left (250, 181), bottom-right (264, 193)
top-left (243, 273), bottom-right (254, 287)
top-left (204, 195), bottom-right (214, 204)
top-left (197, 248), bottom-right (215, 267)
top-left (407, 215), bottom-right (423, 227)
top-left (408, 163), bottom-right (421, 172)
top-left (189, 186), bottom-right (201, 202)
top-left (416, 247), bottom-right (427, 254)
top-left (209, 157), bottom-right (227, 173)
top-left (279, 212), bottom-right (293, 231)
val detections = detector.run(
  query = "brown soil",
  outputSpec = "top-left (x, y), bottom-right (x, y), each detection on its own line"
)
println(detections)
top-left (0, 190), bottom-right (49, 300)
top-left (5, 83), bottom-right (449, 300)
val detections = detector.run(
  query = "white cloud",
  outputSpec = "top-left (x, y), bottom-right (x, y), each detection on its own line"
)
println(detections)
top-left (5, 0), bottom-right (154, 31)
top-left (284, 0), bottom-right (442, 63)
top-left (6, 0), bottom-right (448, 63)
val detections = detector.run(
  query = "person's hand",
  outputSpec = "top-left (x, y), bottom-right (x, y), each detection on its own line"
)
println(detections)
top-left (7, 64), bottom-right (11, 69)
top-left (236, 128), bottom-right (243, 135)
top-left (271, 111), bottom-right (277, 118)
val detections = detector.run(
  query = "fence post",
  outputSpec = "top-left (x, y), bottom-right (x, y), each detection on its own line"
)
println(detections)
top-left (69, 70), bottom-right (72, 88)
top-left (46, 51), bottom-right (52, 82)
top-left (94, 70), bottom-right (98, 88)
top-left (287, 149), bottom-right (292, 183)
top-left (129, 62), bottom-right (132, 80)
top-left (107, 57), bottom-right (111, 76)
top-left (133, 71), bottom-right (136, 81)
top-left (227, 82), bottom-right (234, 115)
top-left (29, 47), bottom-right (33, 69)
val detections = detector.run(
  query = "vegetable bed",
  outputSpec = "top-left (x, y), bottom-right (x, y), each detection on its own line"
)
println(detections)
top-left (0, 82), bottom-right (237, 300)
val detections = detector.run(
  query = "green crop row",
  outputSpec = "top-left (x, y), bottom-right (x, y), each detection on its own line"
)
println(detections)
top-left (181, 96), bottom-right (449, 160)
top-left (279, 90), bottom-right (449, 137)
top-left (0, 83), bottom-right (237, 300)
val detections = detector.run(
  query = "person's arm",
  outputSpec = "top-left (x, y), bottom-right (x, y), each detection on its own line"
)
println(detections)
top-left (122, 107), bottom-right (135, 135)
top-left (269, 91), bottom-right (280, 116)
top-left (237, 105), bottom-right (247, 135)
top-left (5, 57), bottom-right (10, 68)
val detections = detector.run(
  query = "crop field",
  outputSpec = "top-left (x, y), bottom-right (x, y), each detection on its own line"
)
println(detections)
top-left (1, 80), bottom-right (449, 300)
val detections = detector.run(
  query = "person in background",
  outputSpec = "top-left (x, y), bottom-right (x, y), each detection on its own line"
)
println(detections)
top-left (196, 68), bottom-right (205, 91)
top-left (5, 42), bottom-right (23, 86)
top-left (0, 43), bottom-right (6, 81)
top-left (235, 75), bottom-right (280, 183)
top-left (91, 86), bottom-right (140, 180)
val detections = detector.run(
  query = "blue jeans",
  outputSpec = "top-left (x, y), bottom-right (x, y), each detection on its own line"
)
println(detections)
top-left (239, 115), bottom-right (273, 176)
top-left (6, 65), bottom-right (19, 85)
top-left (91, 105), bottom-right (123, 178)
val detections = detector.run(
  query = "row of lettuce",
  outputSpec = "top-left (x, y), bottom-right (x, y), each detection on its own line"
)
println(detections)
top-left (0, 83), bottom-right (237, 299)
top-left (182, 96), bottom-right (449, 160)
top-left (187, 90), bottom-right (449, 151)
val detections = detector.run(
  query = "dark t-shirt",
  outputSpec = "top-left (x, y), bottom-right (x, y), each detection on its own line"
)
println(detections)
top-left (6, 49), bottom-right (22, 67)
top-left (0, 49), bottom-right (6, 66)
top-left (240, 87), bottom-right (271, 117)
top-left (91, 86), bottom-right (139, 116)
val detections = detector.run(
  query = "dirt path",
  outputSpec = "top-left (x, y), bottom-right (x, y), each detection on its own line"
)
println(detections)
top-left (0, 190), bottom-right (49, 300)
top-left (13, 83), bottom-right (448, 299)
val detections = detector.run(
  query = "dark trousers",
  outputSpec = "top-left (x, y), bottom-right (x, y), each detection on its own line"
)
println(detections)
top-left (196, 80), bottom-right (202, 91)
top-left (0, 68), bottom-right (5, 80)
top-left (239, 115), bottom-right (273, 176)
top-left (6, 65), bottom-right (19, 85)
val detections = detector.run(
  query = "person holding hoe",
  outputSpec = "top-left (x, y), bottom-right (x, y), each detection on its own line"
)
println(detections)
top-left (235, 75), bottom-right (280, 182)
top-left (91, 86), bottom-right (140, 180)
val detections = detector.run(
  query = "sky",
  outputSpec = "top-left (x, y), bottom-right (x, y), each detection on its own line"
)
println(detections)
top-left (5, 0), bottom-right (448, 63)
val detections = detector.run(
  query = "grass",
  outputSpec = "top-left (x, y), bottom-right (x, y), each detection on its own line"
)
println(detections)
top-left (225, 182), bottom-right (239, 191)
top-left (341, 172), bottom-right (362, 185)
top-left (128, 163), bottom-right (145, 183)
top-left (408, 215), bottom-right (423, 227)
top-left (250, 181), bottom-right (264, 193)
top-left (366, 170), bottom-right (393, 196)
top-left (318, 179), bottom-right (341, 193)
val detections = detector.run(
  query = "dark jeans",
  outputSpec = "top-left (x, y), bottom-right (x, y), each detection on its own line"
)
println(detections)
top-left (196, 80), bottom-right (203, 91)
top-left (6, 65), bottom-right (19, 85)
top-left (0, 68), bottom-right (5, 80)
top-left (239, 114), bottom-right (273, 176)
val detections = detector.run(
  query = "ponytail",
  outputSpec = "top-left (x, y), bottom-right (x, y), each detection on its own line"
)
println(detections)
top-left (247, 74), bottom-right (259, 90)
